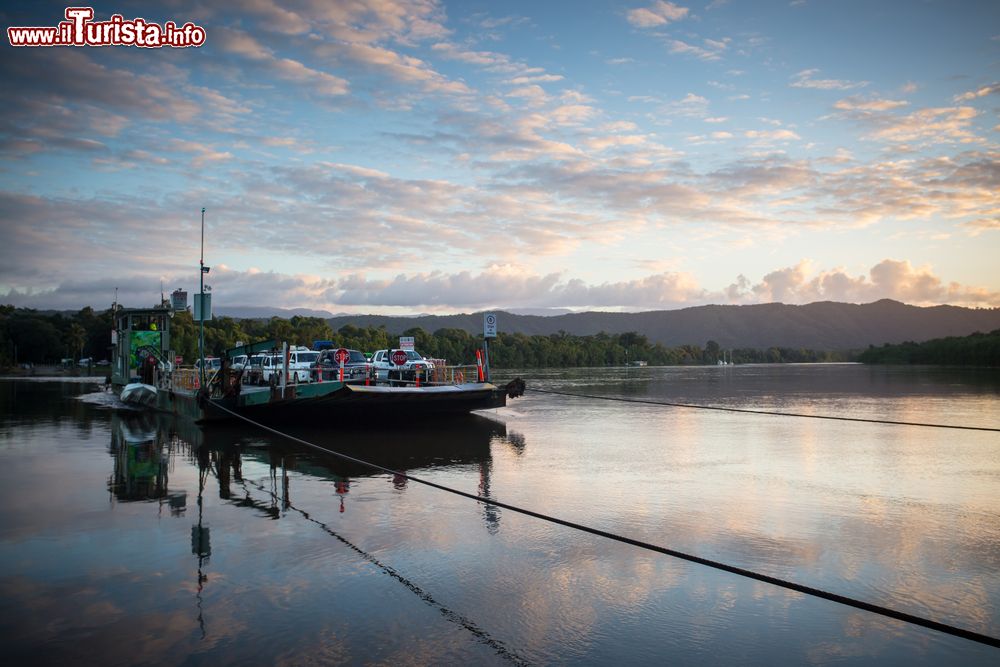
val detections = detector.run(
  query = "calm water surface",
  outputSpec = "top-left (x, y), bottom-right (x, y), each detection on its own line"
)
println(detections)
top-left (0, 365), bottom-right (998, 665)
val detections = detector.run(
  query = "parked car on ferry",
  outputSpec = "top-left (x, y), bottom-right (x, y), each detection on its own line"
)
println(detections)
top-left (246, 353), bottom-right (267, 384)
top-left (194, 357), bottom-right (222, 372)
top-left (261, 349), bottom-right (320, 384)
top-left (312, 348), bottom-right (371, 382)
top-left (370, 349), bottom-right (435, 385)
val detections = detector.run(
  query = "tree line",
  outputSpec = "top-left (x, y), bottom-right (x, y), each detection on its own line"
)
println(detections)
top-left (858, 329), bottom-right (1000, 366)
top-left (1, 305), bottom-right (851, 368)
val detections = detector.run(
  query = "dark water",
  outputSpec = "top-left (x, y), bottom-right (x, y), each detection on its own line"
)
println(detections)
top-left (0, 365), bottom-right (998, 665)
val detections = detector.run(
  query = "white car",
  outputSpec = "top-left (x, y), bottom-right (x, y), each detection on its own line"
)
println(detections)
top-left (194, 357), bottom-right (221, 372)
top-left (370, 349), bottom-right (434, 384)
top-left (261, 350), bottom-right (320, 384)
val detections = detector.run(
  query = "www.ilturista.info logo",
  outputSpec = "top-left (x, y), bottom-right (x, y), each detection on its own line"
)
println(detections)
top-left (8, 7), bottom-right (206, 48)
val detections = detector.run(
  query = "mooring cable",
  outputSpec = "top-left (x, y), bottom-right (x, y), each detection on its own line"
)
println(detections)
top-left (206, 400), bottom-right (1000, 649)
top-left (529, 387), bottom-right (1000, 433)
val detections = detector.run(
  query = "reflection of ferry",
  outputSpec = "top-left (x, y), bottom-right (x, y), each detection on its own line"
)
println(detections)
top-left (105, 408), bottom-right (525, 637)
top-left (109, 412), bottom-right (170, 503)
top-left (108, 409), bottom-right (524, 499)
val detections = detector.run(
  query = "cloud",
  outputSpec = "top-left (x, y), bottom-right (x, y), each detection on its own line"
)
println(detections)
top-left (832, 97), bottom-right (909, 112)
top-left (627, 2), bottom-right (690, 28)
top-left (868, 106), bottom-right (980, 144)
top-left (953, 83), bottom-right (1000, 102)
top-left (7, 260), bottom-right (996, 312)
top-left (669, 37), bottom-right (730, 61)
top-left (791, 69), bottom-right (868, 91)
top-left (744, 129), bottom-right (801, 142)
top-left (738, 259), bottom-right (1000, 307)
top-left (662, 92), bottom-right (710, 118)
top-left (829, 96), bottom-right (983, 146)
top-left (215, 28), bottom-right (350, 98)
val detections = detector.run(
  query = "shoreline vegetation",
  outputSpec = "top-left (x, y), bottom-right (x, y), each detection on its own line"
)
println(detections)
top-left (858, 329), bottom-right (1000, 367)
top-left (0, 305), bottom-right (995, 370)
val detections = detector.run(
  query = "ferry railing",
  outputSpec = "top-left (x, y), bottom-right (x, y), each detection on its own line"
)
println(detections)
top-left (170, 367), bottom-right (202, 392)
top-left (381, 364), bottom-right (482, 387)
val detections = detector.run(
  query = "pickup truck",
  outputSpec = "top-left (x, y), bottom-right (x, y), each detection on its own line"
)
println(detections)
top-left (260, 349), bottom-right (320, 384)
top-left (370, 349), bottom-right (434, 386)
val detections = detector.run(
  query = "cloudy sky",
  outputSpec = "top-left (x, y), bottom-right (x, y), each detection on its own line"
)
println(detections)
top-left (1, 0), bottom-right (998, 314)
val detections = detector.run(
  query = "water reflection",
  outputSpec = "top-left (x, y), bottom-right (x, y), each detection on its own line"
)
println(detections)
top-left (4, 374), bottom-right (997, 664)
top-left (102, 408), bottom-right (528, 662)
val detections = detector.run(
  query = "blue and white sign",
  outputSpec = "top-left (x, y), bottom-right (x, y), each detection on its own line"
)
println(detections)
top-left (484, 312), bottom-right (497, 338)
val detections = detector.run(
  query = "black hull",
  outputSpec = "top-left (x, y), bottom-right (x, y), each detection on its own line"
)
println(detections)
top-left (202, 383), bottom-right (507, 425)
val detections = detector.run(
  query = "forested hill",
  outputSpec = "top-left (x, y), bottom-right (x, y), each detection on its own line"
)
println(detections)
top-left (324, 300), bottom-right (1000, 350)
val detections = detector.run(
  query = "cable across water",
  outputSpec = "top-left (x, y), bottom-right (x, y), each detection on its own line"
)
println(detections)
top-left (530, 387), bottom-right (1000, 432)
top-left (206, 400), bottom-right (1000, 649)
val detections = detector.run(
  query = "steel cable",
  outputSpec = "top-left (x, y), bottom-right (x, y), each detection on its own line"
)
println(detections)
top-left (206, 400), bottom-right (1000, 649)
top-left (530, 387), bottom-right (1000, 432)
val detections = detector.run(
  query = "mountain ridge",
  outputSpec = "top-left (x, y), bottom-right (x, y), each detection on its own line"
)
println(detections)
top-left (276, 299), bottom-right (1000, 350)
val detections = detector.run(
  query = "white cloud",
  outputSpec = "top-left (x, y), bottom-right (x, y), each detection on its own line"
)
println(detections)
top-left (869, 107), bottom-right (980, 144)
top-left (627, 2), bottom-right (689, 28)
top-left (668, 37), bottom-right (730, 61)
top-left (744, 129), bottom-right (801, 142)
top-left (791, 69), bottom-right (868, 91)
top-left (953, 83), bottom-right (1000, 102)
top-left (734, 259), bottom-right (1000, 307)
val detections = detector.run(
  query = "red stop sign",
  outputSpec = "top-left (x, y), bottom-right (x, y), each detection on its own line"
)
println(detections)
top-left (390, 349), bottom-right (408, 366)
top-left (334, 348), bottom-right (349, 364)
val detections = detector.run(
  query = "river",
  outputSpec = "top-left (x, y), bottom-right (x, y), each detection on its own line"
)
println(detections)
top-left (0, 364), bottom-right (998, 665)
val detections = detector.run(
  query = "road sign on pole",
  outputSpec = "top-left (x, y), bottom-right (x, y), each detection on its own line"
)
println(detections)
top-left (484, 312), bottom-right (497, 338)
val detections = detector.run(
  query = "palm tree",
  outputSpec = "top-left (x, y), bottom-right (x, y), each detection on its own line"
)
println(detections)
top-left (68, 323), bottom-right (86, 361)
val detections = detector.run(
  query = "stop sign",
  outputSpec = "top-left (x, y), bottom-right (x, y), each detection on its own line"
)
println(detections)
top-left (334, 348), bottom-right (350, 364)
top-left (390, 349), bottom-right (408, 366)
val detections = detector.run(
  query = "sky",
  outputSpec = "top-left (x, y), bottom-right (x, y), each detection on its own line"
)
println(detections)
top-left (0, 0), bottom-right (998, 314)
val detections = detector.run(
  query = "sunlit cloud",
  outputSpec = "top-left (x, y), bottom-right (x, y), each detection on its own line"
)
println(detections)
top-left (1, 1), bottom-right (996, 316)
top-left (7, 259), bottom-right (996, 312)
top-left (626, 2), bottom-right (690, 28)
top-left (953, 82), bottom-right (999, 102)
top-left (732, 259), bottom-right (1000, 308)
top-left (669, 37), bottom-right (731, 61)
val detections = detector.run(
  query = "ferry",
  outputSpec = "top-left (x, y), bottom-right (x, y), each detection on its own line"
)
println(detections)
top-left (110, 305), bottom-right (519, 424)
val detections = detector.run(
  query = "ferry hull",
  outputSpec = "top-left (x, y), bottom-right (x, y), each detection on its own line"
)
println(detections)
top-left (125, 381), bottom-right (508, 424)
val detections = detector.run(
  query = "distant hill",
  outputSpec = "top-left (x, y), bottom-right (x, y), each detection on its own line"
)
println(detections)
top-left (323, 300), bottom-right (1000, 350)
top-left (216, 306), bottom-right (337, 319)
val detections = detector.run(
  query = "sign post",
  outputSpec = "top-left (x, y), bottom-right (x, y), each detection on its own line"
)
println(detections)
top-left (334, 347), bottom-right (349, 382)
top-left (483, 312), bottom-right (497, 383)
top-left (390, 349), bottom-right (407, 387)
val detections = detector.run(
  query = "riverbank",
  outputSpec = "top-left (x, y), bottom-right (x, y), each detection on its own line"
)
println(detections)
top-left (0, 364), bottom-right (109, 378)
